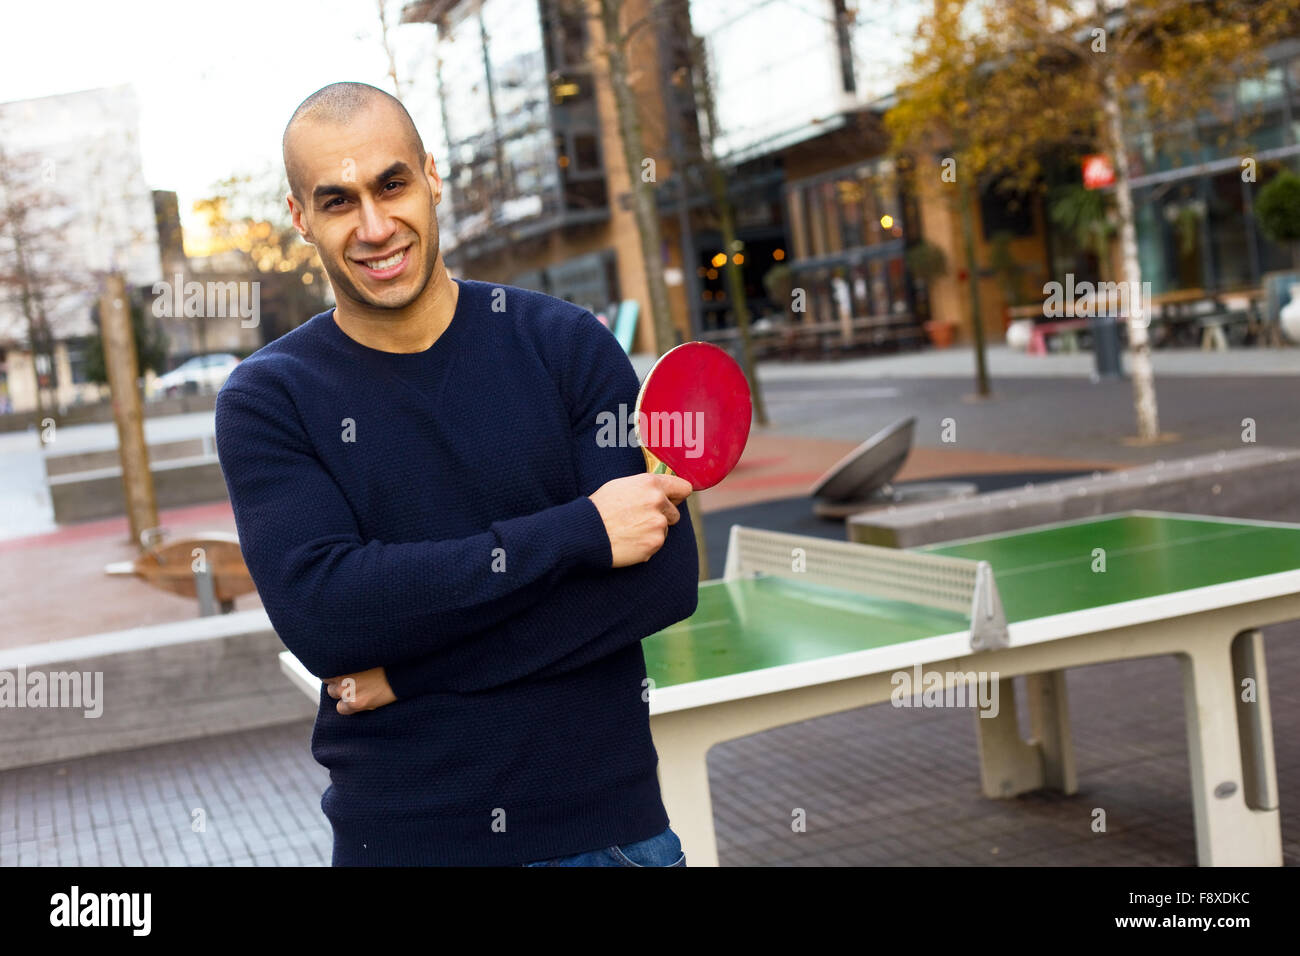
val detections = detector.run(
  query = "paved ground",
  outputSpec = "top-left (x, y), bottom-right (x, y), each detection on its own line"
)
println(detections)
top-left (3, 621), bottom-right (1297, 866)
top-left (757, 373), bottom-right (1300, 464)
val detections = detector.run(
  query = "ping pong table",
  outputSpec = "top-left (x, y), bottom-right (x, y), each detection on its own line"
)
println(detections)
top-left (280, 510), bottom-right (1300, 866)
top-left (642, 511), bottom-right (1300, 867)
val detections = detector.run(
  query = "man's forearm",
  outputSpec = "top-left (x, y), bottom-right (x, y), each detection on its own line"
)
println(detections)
top-left (383, 501), bottom-right (698, 698)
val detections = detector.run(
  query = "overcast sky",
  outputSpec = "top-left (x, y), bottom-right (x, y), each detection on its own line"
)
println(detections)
top-left (0, 0), bottom-right (440, 234)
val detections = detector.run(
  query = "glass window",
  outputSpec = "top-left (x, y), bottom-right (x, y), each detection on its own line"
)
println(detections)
top-left (573, 134), bottom-right (599, 172)
top-left (1239, 67), bottom-right (1286, 107)
top-left (691, 0), bottom-right (845, 160)
top-left (835, 178), bottom-right (861, 252)
top-left (1206, 172), bottom-right (1251, 289)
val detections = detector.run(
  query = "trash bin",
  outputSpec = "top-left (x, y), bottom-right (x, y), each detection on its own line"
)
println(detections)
top-left (1089, 314), bottom-right (1124, 379)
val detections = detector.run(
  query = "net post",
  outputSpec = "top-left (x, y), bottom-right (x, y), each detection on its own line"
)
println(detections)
top-left (969, 561), bottom-right (1009, 651)
top-left (723, 525), bottom-right (745, 580)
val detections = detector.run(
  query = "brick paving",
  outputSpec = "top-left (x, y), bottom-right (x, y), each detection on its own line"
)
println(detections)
top-left (3, 620), bottom-right (1298, 866)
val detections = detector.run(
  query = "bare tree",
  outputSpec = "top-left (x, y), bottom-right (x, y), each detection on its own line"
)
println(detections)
top-left (0, 143), bottom-right (85, 437)
top-left (376, 0), bottom-right (406, 100)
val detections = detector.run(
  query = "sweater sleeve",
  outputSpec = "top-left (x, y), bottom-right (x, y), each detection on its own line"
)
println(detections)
top-left (214, 379), bottom-right (612, 680)
top-left (382, 311), bottom-right (700, 699)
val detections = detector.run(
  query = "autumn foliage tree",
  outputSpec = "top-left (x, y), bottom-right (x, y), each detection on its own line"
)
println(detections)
top-left (889, 0), bottom-right (1294, 441)
top-left (190, 169), bottom-right (330, 342)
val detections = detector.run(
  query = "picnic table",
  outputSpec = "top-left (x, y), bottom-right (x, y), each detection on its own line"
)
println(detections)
top-left (105, 529), bottom-right (255, 616)
top-left (1149, 287), bottom-right (1265, 350)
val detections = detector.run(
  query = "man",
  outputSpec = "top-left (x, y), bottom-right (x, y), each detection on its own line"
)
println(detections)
top-left (215, 82), bottom-right (699, 867)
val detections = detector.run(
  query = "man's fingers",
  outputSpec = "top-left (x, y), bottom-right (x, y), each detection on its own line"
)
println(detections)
top-left (651, 473), bottom-right (693, 503)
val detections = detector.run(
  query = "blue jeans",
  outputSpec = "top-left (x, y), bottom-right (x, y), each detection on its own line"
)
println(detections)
top-left (521, 826), bottom-right (687, 867)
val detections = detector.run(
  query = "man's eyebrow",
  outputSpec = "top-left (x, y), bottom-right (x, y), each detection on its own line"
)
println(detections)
top-left (311, 162), bottom-right (417, 203)
top-left (370, 161), bottom-right (414, 187)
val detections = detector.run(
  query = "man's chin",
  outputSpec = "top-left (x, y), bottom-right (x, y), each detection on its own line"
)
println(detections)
top-left (352, 287), bottom-right (422, 311)
top-left (342, 268), bottom-right (424, 310)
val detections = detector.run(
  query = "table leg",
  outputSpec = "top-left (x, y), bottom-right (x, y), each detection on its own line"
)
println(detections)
top-left (1231, 629), bottom-right (1278, 812)
top-left (652, 709), bottom-right (720, 867)
top-left (975, 671), bottom-right (1077, 797)
top-left (1179, 630), bottom-right (1282, 866)
top-left (1027, 671), bottom-right (1078, 794)
top-left (975, 677), bottom-right (1042, 797)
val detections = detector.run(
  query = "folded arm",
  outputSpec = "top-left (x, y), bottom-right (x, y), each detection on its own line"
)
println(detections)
top-left (383, 312), bottom-right (700, 698)
top-left (214, 382), bottom-right (612, 680)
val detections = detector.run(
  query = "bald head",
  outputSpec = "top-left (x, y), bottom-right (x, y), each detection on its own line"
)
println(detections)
top-left (282, 82), bottom-right (425, 200)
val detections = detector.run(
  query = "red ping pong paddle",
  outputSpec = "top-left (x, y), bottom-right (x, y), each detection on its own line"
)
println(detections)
top-left (634, 341), bottom-right (752, 490)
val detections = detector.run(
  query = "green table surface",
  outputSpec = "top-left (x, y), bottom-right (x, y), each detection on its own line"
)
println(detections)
top-left (642, 514), bottom-right (1300, 689)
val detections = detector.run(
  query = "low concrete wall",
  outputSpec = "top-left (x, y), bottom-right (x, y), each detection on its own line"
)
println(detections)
top-left (44, 436), bottom-right (214, 477)
top-left (0, 392), bottom-right (219, 433)
top-left (0, 611), bottom-right (315, 771)
top-left (848, 446), bottom-right (1300, 548)
top-left (48, 454), bottom-right (230, 524)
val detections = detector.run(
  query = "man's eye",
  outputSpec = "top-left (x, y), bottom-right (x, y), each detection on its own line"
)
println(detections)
top-left (324, 197), bottom-right (346, 209)
top-left (384, 180), bottom-right (404, 191)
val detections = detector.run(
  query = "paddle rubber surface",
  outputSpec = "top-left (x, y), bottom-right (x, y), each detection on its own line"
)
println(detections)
top-left (634, 342), bottom-right (752, 490)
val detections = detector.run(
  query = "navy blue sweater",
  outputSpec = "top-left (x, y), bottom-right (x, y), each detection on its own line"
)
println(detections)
top-left (214, 277), bottom-right (698, 865)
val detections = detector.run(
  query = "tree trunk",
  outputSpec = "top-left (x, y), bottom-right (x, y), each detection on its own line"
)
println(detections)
top-left (956, 182), bottom-right (991, 396)
top-left (598, 0), bottom-right (676, 355)
top-left (102, 274), bottom-right (158, 547)
top-left (1102, 70), bottom-right (1160, 441)
top-left (597, 0), bottom-right (708, 579)
top-left (691, 33), bottom-right (768, 425)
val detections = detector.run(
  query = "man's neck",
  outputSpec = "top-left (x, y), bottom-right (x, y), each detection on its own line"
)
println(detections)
top-left (332, 263), bottom-right (460, 353)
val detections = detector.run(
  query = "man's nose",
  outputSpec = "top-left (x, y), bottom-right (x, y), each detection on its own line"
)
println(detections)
top-left (354, 197), bottom-right (397, 247)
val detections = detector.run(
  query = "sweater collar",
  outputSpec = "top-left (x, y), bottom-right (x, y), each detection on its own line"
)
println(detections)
top-left (319, 277), bottom-right (468, 362)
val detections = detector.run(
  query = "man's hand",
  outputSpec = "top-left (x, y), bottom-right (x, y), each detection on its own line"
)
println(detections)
top-left (588, 472), bottom-right (692, 568)
top-left (324, 667), bottom-right (397, 715)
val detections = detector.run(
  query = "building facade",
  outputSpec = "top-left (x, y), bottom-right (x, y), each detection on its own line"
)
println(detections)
top-left (398, 1), bottom-right (1300, 355)
top-left (0, 85), bottom-right (163, 414)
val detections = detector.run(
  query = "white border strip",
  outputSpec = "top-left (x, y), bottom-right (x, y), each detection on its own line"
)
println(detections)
top-left (1125, 509), bottom-right (1300, 531)
top-left (914, 509), bottom-right (1300, 551)
top-left (279, 650), bottom-right (321, 701)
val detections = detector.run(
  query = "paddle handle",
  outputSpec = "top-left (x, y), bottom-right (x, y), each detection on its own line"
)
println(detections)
top-left (641, 445), bottom-right (676, 479)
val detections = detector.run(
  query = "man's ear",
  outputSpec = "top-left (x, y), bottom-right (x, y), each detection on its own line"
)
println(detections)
top-left (425, 152), bottom-right (442, 204)
top-left (287, 192), bottom-right (314, 244)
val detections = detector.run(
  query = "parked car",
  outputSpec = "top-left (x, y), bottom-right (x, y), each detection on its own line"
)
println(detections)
top-left (148, 353), bottom-right (240, 399)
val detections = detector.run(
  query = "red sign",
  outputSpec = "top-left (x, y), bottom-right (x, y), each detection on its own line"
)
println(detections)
top-left (1082, 154), bottom-right (1115, 190)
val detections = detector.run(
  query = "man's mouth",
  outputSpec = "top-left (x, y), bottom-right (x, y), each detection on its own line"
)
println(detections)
top-left (352, 245), bottom-right (411, 280)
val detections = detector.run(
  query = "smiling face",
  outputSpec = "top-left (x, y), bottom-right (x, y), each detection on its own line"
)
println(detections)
top-left (284, 100), bottom-right (444, 315)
